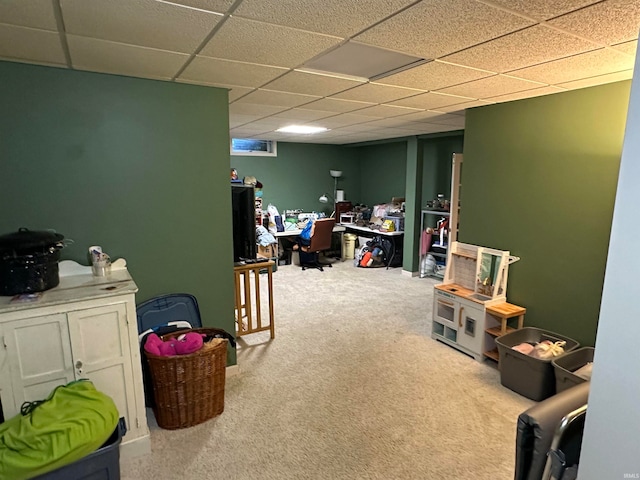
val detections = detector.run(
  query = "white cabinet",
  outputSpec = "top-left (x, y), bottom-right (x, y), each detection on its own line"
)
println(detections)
top-left (431, 288), bottom-right (486, 361)
top-left (0, 265), bottom-right (150, 459)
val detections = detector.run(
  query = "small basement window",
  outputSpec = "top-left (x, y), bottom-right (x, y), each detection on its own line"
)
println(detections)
top-left (231, 138), bottom-right (277, 156)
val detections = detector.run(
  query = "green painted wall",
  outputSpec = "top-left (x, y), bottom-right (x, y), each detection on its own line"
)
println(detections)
top-left (421, 135), bottom-right (464, 209)
top-left (231, 142), bottom-right (358, 217)
top-left (355, 141), bottom-right (407, 206)
top-left (461, 81), bottom-right (631, 346)
top-left (0, 61), bottom-right (237, 362)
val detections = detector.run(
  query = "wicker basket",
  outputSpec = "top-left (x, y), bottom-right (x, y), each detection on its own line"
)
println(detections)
top-left (145, 329), bottom-right (227, 430)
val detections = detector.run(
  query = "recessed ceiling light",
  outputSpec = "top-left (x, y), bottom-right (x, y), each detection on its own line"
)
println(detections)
top-left (276, 125), bottom-right (329, 134)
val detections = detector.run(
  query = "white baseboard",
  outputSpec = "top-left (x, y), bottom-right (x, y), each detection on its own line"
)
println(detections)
top-left (402, 269), bottom-right (420, 277)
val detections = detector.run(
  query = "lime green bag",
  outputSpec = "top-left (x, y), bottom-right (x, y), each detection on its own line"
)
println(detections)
top-left (0, 379), bottom-right (119, 480)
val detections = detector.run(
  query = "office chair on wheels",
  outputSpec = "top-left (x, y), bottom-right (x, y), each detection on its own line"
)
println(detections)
top-left (296, 218), bottom-right (335, 271)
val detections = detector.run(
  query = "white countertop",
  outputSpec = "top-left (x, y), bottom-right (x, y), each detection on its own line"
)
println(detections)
top-left (0, 262), bottom-right (137, 314)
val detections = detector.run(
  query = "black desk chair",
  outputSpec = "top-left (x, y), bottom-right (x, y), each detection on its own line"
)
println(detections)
top-left (296, 218), bottom-right (335, 271)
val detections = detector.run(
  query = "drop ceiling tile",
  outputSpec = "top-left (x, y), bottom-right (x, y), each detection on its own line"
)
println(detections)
top-left (200, 17), bottom-right (341, 68)
top-left (509, 48), bottom-right (635, 85)
top-left (175, 79), bottom-right (254, 101)
top-left (377, 60), bottom-right (494, 91)
top-left (352, 104), bottom-right (423, 118)
top-left (61, 0), bottom-right (222, 53)
top-left (611, 39), bottom-right (638, 57)
top-left (485, 85), bottom-right (566, 103)
top-left (558, 69), bottom-right (634, 89)
top-left (302, 97), bottom-right (375, 113)
top-left (484, 0), bottom-right (601, 21)
top-left (237, 117), bottom-right (293, 130)
top-left (272, 108), bottom-right (337, 122)
top-left (235, 89), bottom-right (320, 108)
top-left (233, 0), bottom-right (417, 37)
top-left (331, 83), bottom-right (421, 103)
top-left (389, 92), bottom-right (474, 110)
top-left (435, 99), bottom-right (495, 114)
top-left (313, 113), bottom-right (377, 128)
top-left (67, 35), bottom-right (189, 80)
top-left (230, 126), bottom-right (272, 137)
top-left (547, 0), bottom-right (640, 45)
top-left (0, 24), bottom-right (66, 65)
top-left (228, 102), bottom-right (290, 117)
top-left (179, 56), bottom-right (287, 87)
top-left (436, 74), bottom-right (546, 99)
top-left (229, 114), bottom-right (256, 128)
top-left (355, 0), bottom-right (534, 59)
top-left (442, 25), bottom-right (599, 73)
top-left (424, 114), bottom-right (466, 127)
top-left (165, 0), bottom-right (235, 14)
top-left (393, 110), bottom-right (464, 123)
top-left (356, 117), bottom-right (427, 129)
top-left (0, 0), bottom-right (58, 30)
top-left (263, 70), bottom-right (363, 96)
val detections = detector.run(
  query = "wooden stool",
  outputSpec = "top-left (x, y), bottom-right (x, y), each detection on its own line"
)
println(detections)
top-left (484, 302), bottom-right (526, 361)
top-left (233, 261), bottom-right (275, 339)
top-left (486, 302), bottom-right (526, 334)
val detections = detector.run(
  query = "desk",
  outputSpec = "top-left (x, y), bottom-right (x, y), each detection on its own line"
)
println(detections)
top-left (233, 261), bottom-right (275, 339)
top-left (341, 224), bottom-right (404, 268)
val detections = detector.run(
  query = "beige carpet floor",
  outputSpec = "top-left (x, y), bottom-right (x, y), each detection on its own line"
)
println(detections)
top-left (121, 259), bottom-right (533, 479)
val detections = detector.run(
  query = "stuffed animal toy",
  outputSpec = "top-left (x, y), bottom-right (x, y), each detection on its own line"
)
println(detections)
top-left (144, 332), bottom-right (205, 357)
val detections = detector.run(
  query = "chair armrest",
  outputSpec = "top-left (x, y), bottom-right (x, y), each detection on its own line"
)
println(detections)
top-left (514, 382), bottom-right (590, 480)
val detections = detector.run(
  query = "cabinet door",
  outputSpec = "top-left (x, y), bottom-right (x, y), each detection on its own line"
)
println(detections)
top-left (456, 302), bottom-right (485, 356)
top-left (67, 304), bottom-right (138, 436)
top-left (1, 314), bottom-right (75, 418)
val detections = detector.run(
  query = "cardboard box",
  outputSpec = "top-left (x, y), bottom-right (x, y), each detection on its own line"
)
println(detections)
top-left (257, 243), bottom-right (278, 259)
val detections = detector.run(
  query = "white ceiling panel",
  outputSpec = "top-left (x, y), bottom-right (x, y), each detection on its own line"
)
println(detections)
top-left (352, 104), bottom-right (423, 118)
top-left (233, 0), bottom-right (417, 37)
top-left (436, 99), bottom-right (495, 114)
top-left (313, 113), bottom-right (378, 128)
top-left (482, 0), bottom-right (602, 21)
top-left (389, 92), bottom-right (474, 110)
top-left (355, 0), bottom-right (534, 59)
top-left (1, 0), bottom-right (637, 143)
top-left (436, 74), bottom-right (546, 99)
top-left (0, 24), bottom-right (66, 66)
top-left (229, 113), bottom-right (257, 128)
top-left (509, 48), bottom-right (635, 85)
top-left (263, 70), bottom-right (363, 96)
top-left (228, 102), bottom-right (290, 117)
top-left (547, 0), bottom-right (640, 46)
top-left (0, 0), bottom-right (58, 30)
top-left (557, 69), bottom-right (634, 89)
top-left (484, 85), bottom-right (567, 103)
top-left (230, 126), bottom-right (272, 137)
top-left (442, 25), bottom-right (600, 73)
top-left (61, 0), bottom-right (222, 53)
top-left (272, 108), bottom-right (337, 122)
top-left (611, 40), bottom-right (638, 56)
top-left (179, 56), bottom-right (287, 87)
top-left (166, 0), bottom-right (235, 14)
top-left (235, 89), bottom-right (320, 108)
top-left (68, 36), bottom-right (189, 80)
top-left (302, 98), bottom-right (376, 113)
top-left (200, 17), bottom-right (342, 68)
top-left (331, 83), bottom-right (422, 103)
top-left (175, 79), bottom-right (255, 101)
top-left (377, 60), bottom-right (494, 91)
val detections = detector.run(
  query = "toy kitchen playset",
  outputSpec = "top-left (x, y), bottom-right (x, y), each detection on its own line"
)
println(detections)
top-left (432, 242), bottom-right (525, 362)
